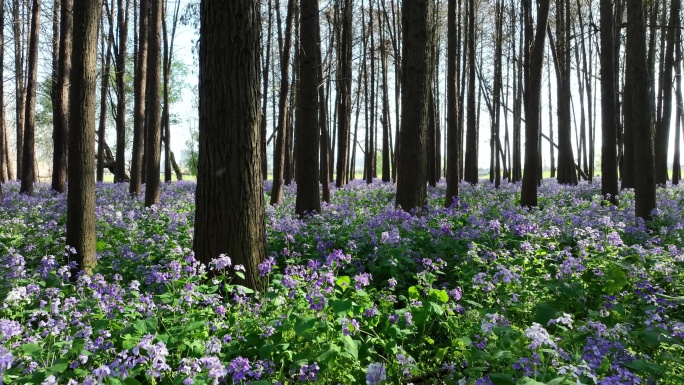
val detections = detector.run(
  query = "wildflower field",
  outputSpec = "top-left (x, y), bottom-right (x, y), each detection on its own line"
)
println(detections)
top-left (0, 180), bottom-right (683, 384)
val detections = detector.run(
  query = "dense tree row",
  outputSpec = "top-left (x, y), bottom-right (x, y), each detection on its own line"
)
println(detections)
top-left (0, 0), bottom-right (680, 289)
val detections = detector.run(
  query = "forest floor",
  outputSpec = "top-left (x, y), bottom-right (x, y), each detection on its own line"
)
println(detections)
top-left (0, 179), bottom-right (682, 384)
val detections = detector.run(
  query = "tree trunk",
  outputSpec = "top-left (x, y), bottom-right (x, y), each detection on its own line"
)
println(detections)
top-left (162, 0), bottom-right (180, 183)
top-left (269, 0), bottom-right (294, 205)
top-left (493, 0), bottom-right (503, 189)
top-left (601, 0), bottom-right (619, 204)
top-left (445, 0), bottom-right (461, 207)
top-left (295, 0), bottom-right (321, 217)
top-left (130, 0), bottom-right (148, 195)
top-left (97, 20), bottom-right (112, 183)
top-left (674, 27), bottom-right (682, 185)
top-left (627, 0), bottom-right (656, 221)
top-left (52, 0), bottom-right (72, 192)
top-left (113, 0), bottom-right (129, 183)
top-left (0, 0), bottom-right (5, 186)
top-left (336, 0), bottom-right (352, 187)
top-left (12, 0), bottom-right (26, 180)
top-left (464, 0), bottom-right (477, 184)
top-left (520, 0), bottom-right (550, 208)
top-left (396, 0), bottom-right (433, 212)
top-left (381, 27), bottom-right (391, 183)
top-left (20, 0), bottom-right (40, 195)
top-left (144, 0), bottom-right (162, 206)
top-left (67, 0), bottom-right (102, 277)
top-left (261, 0), bottom-right (272, 180)
top-left (316, 5), bottom-right (330, 203)
top-left (194, 0), bottom-right (266, 290)
top-left (655, 0), bottom-right (680, 185)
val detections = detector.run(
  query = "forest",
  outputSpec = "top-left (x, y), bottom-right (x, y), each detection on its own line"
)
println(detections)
top-left (0, 0), bottom-right (683, 384)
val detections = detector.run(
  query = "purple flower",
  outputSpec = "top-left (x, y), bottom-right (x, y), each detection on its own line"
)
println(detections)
top-left (525, 323), bottom-right (556, 350)
top-left (210, 254), bottom-right (232, 270)
top-left (227, 356), bottom-right (251, 382)
top-left (258, 256), bottom-right (276, 276)
top-left (366, 362), bottom-right (386, 385)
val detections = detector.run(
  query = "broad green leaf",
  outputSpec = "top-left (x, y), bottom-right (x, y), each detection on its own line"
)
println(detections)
top-left (429, 289), bottom-right (449, 303)
top-left (336, 276), bottom-right (351, 291)
top-left (340, 335), bottom-right (359, 360)
top-left (332, 299), bottom-right (353, 316)
top-left (294, 317), bottom-right (317, 337)
top-left (489, 373), bottom-right (516, 385)
top-left (408, 286), bottom-right (420, 299)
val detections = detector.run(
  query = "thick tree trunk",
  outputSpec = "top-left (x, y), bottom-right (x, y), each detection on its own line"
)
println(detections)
top-left (336, 0), bottom-right (352, 187)
top-left (521, 0), bottom-right (550, 208)
top-left (269, 0), bottom-right (294, 205)
top-left (0, 0), bottom-right (5, 186)
top-left (381, 28), bottom-right (391, 183)
top-left (674, 28), bottom-right (682, 185)
top-left (144, 0), bottom-right (162, 206)
top-left (130, 0), bottom-right (148, 195)
top-left (316, 8), bottom-right (330, 203)
top-left (195, 0), bottom-right (266, 290)
top-left (627, 0), bottom-right (656, 221)
top-left (445, 0), bottom-right (461, 207)
top-left (20, 0), bottom-right (40, 195)
top-left (396, 0), bottom-right (432, 212)
top-left (67, 0), bottom-right (102, 277)
top-left (601, 0), bottom-right (619, 204)
top-left (12, 0), bottom-right (26, 180)
top-left (295, 0), bottom-right (321, 217)
top-left (52, 0), bottom-right (72, 192)
top-left (655, 0), bottom-right (680, 185)
top-left (464, 0), bottom-right (477, 184)
top-left (97, 23), bottom-right (111, 183)
top-left (261, 0), bottom-right (272, 180)
top-left (114, 0), bottom-right (129, 183)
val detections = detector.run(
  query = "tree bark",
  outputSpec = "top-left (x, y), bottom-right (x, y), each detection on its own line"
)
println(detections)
top-left (67, 0), bottom-right (102, 277)
top-left (295, 0), bottom-right (321, 217)
top-left (655, 0), bottom-right (680, 185)
top-left (336, 0), bottom-right (353, 187)
top-left (20, 0), bottom-right (40, 195)
top-left (601, 0), bottom-right (619, 204)
top-left (144, 0), bottom-right (162, 206)
top-left (97, 19), bottom-right (112, 183)
top-left (521, 0), bottom-right (550, 208)
top-left (130, 0), bottom-right (148, 195)
top-left (0, 0), bottom-right (5, 187)
top-left (674, 27), bottom-right (682, 185)
top-left (464, 0), bottom-right (477, 184)
top-left (12, 0), bottom-right (26, 180)
top-left (445, 0), bottom-right (461, 207)
top-left (269, 0), bottom-right (294, 205)
top-left (52, 0), bottom-right (72, 192)
top-left (194, 0), bottom-right (266, 291)
top-left (261, 0), bottom-right (272, 180)
top-left (396, 0), bottom-right (432, 212)
top-left (627, 0), bottom-right (656, 221)
top-left (113, 0), bottom-right (129, 183)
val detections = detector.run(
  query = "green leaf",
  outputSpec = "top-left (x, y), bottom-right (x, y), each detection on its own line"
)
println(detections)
top-left (123, 378), bottom-right (143, 385)
top-left (489, 373), bottom-right (516, 385)
top-left (336, 276), bottom-right (351, 291)
top-left (234, 271), bottom-right (246, 280)
top-left (436, 347), bottom-right (449, 362)
top-left (425, 301), bottom-right (444, 316)
top-left (622, 360), bottom-right (664, 376)
top-left (294, 317), bottom-right (317, 337)
top-left (516, 377), bottom-right (545, 385)
top-left (332, 299), bottom-right (353, 316)
top-left (386, 340), bottom-right (398, 355)
top-left (408, 286), bottom-right (420, 300)
top-left (429, 289), bottom-right (449, 303)
top-left (316, 345), bottom-right (340, 363)
top-left (340, 335), bottom-right (359, 360)
top-left (96, 240), bottom-right (107, 252)
top-left (605, 266), bottom-right (628, 294)
top-left (249, 382), bottom-right (271, 385)
top-left (70, 338), bottom-right (86, 355)
top-left (259, 344), bottom-right (275, 358)
top-left (20, 343), bottom-right (42, 358)
top-left (133, 320), bottom-right (147, 334)
top-left (46, 361), bottom-right (69, 375)
top-left (533, 303), bottom-right (559, 326)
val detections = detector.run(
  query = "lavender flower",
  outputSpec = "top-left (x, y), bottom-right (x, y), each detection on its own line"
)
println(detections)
top-left (366, 362), bottom-right (386, 385)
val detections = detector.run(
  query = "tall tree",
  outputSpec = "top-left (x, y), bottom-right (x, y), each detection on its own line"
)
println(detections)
top-left (270, 0), bottom-right (295, 205)
top-left (144, 0), bottom-right (163, 206)
top-left (162, 0), bottom-right (181, 182)
top-left (674, 27), bottom-right (682, 185)
top-left (601, 0), bottom-right (618, 203)
top-left (627, 0), bottom-right (656, 220)
top-left (396, 0), bottom-right (433, 212)
top-left (20, 0), bottom-right (40, 195)
top-left (97, 18), bottom-right (112, 182)
top-left (0, 0), bottom-right (7, 186)
top-left (463, 0), bottom-right (477, 184)
top-left (112, 0), bottom-right (130, 182)
top-left (12, 0), bottom-right (26, 179)
top-left (520, 0), bottom-right (551, 208)
top-left (67, 0), bottom-right (102, 277)
top-left (654, 0), bottom-right (680, 185)
top-left (261, 0), bottom-right (273, 180)
top-left (130, 0), bottom-right (149, 195)
top-left (445, 0), bottom-right (460, 207)
top-left (194, 0), bottom-right (266, 290)
top-left (336, 0), bottom-right (353, 187)
top-left (316, 2), bottom-right (330, 203)
top-left (296, 0), bottom-right (321, 216)
top-left (52, 0), bottom-right (73, 192)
